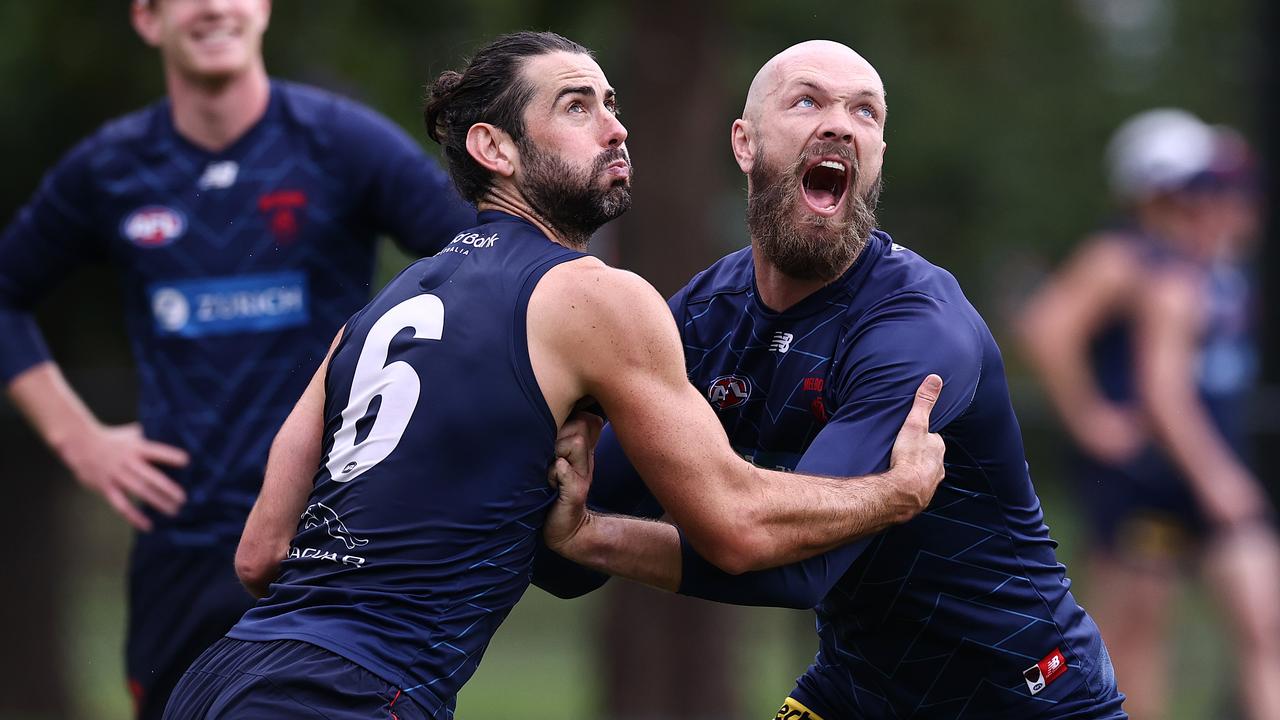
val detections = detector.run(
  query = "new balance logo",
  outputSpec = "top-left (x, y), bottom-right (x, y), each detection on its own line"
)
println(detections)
top-left (198, 160), bottom-right (239, 190)
top-left (770, 332), bottom-right (794, 353)
top-left (1024, 647), bottom-right (1068, 696)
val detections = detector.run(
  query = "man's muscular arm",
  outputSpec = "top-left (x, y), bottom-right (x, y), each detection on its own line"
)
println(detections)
top-left (235, 330), bottom-right (339, 598)
top-left (529, 261), bottom-right (945, 575)
top-left (546, 378), bottom-right (942, 593)
top-left (1135, 271), bottom-right (1270, 529)
top-left (1016, 236), bottom-right (1146, 465)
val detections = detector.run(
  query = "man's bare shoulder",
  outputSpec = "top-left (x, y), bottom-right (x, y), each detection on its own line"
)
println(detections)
top-left (529, 256), bottom-right (681, 376)
top-left (534, 257), bottom-right (670, 327)
top-left (1074, 232), bottom-right (1147, 282)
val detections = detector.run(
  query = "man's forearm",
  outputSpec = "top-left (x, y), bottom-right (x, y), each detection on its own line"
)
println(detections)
top-left (555, 513), bottom-right (682, 592)
top-left (1149, 385), bottom-right (1255, 504)
top-left (733, 465), bottom-right (917, 571)
top-left (236, 426), bottom-right (319, 597)
top-left (8, 361), bottom-right (100, 456)
top-left (236, 350), bottom-right (331, 597)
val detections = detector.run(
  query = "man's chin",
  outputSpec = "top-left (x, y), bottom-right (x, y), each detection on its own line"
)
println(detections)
top-left (176, 51), bottom-right (254, 84)
top-left (791, 203), bottom-right (851, 231)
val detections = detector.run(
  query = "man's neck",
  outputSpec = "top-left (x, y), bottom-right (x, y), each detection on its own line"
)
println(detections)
top-left (1136, 204), bottom-right (1208, 263)
top-left (751, 244), bottom-right (861, 313)
top-left (165, 62), bottom-right (271, 153)
top-left (477, 186), bottom-right (589, 252)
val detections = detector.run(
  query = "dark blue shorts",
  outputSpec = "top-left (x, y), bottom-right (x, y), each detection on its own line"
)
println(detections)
top-left (1072, 446), bottom-right (1208, 559)
top-left (127, 538), bottom-right (256, 719)
top-left (163, 637), bottom-right (426, 719)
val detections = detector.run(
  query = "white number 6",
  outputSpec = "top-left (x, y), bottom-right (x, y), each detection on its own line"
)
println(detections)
top-left (325, 294), bottom-right (444, 482)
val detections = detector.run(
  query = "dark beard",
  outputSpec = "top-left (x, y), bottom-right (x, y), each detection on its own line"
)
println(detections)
top-left (519, 140), bottom-right (633, 250)
top-left (747, 141), bottom-right (880, 282)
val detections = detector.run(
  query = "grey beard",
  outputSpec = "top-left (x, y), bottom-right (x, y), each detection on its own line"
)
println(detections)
top-left (747, 145), bottom-right (880, 282)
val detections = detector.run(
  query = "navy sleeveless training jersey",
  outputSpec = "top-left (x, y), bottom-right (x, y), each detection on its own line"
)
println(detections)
top-left (0, 80), bottom-right (475, 545)
top-left (1076, 231), bottom-right (1256, 550)
top-left (1090, 232), bottom-right (1255, 455)
top-left (230, 211), bottom-right (584, 719)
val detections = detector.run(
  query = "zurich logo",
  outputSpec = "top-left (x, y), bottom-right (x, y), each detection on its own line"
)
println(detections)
top-left (708, 374), bottom-right (751, 410)
top-left (122, 206), bottom-right (186, 247)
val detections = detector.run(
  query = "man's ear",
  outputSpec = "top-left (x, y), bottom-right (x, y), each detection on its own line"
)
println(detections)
top-left (131, 2), bottom-right (163, 47)
top-left (466, 123), bottom-right (518, 178)
top-left (731, 119), bottom-right (755, 175)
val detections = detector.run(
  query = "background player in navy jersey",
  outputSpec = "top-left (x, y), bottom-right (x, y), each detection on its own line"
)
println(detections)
top-left (538, 40), bottom-right (1128, 719)
top-left (1019, 110), bottom-right (1280, 720)
top-left (0, 0), bottom-right (474, 717)
top-left (166, 31), bottom-right (949, 719)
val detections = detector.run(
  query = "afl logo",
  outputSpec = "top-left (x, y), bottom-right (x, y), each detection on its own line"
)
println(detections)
top-left (122, 206), bottom-right (186, 247)
top-left (708, 374), bottom-right (751, 410)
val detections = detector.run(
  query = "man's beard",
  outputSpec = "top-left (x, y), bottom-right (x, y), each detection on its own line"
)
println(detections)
top-left (520, 140), bottom-right (633, 250)
top-left (747, 141), bottom-right (880, 282)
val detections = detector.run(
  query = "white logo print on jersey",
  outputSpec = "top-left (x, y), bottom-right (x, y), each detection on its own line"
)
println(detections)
top-left (770, 332), bottom-right (794, 353)
top-left (198, 160), bottom-right (239, 190)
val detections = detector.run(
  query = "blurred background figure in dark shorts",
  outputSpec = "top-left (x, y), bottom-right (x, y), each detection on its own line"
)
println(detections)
top-left (1018, 109), bottom-right (1280, 720)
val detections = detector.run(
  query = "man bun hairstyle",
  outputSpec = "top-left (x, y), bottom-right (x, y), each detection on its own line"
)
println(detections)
top-left (424, 31), bottom-right (591, 204)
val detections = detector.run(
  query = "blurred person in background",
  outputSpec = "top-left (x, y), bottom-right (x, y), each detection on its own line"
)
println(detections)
top-left (538, 40), bottom-right (1127, 720)
top-left (0, 0), bottom-right (474, 717)
top-left (1018, 109), bottom-right (1280, 720)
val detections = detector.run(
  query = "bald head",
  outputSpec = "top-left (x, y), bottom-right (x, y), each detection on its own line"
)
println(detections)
top-left (743, 40), bottom-right (884, 122)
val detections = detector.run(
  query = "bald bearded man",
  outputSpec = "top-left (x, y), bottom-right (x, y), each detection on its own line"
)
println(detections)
top-left (537, 41), bottom-right (1128, 719)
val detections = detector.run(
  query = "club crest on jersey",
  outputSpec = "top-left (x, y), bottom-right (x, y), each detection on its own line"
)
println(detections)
top-left (259, 189), bottom-right (307, 244)
top-left (122, 206), bottom-right (186, 247)
top-left (708, 374), bottom-right (751, 410)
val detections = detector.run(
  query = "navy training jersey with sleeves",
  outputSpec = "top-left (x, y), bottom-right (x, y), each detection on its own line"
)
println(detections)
top-left (229, 211), bottom-right (584, 719)
top-left (538, 231), bottom-right (1124, 717)
top-left (0, 80), bottom-right (475, 545)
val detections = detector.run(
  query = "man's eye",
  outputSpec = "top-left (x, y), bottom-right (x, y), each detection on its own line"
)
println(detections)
top-left (606, 101), bottom-right (621, 116)
top-left (795, 96), bottom-right (816, 109)
top-left (857, 106), bottom-right (879, 120)
top-left (568, 101), bottom-right (585, 113)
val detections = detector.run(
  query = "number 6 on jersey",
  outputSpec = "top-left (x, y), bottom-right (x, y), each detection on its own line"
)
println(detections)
top-left (325, 294), bottom-right (444, 482)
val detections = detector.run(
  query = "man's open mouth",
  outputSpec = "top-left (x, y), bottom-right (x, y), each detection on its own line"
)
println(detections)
top-left (801, 158), bottom-right (849, 215)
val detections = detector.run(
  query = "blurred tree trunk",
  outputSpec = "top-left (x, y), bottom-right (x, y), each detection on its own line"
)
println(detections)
top-left (603, 1), bottom-right (740, 718)
top-left (0, 415), bottom-right (70, 718)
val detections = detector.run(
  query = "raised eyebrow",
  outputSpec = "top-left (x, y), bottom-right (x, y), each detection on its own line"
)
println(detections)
top-left (555, 85), bottom-right (597, 104)
top-left (852, 89), bottom-right (886, 106)
top-left (791, 80), bottom-right (826, 97)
